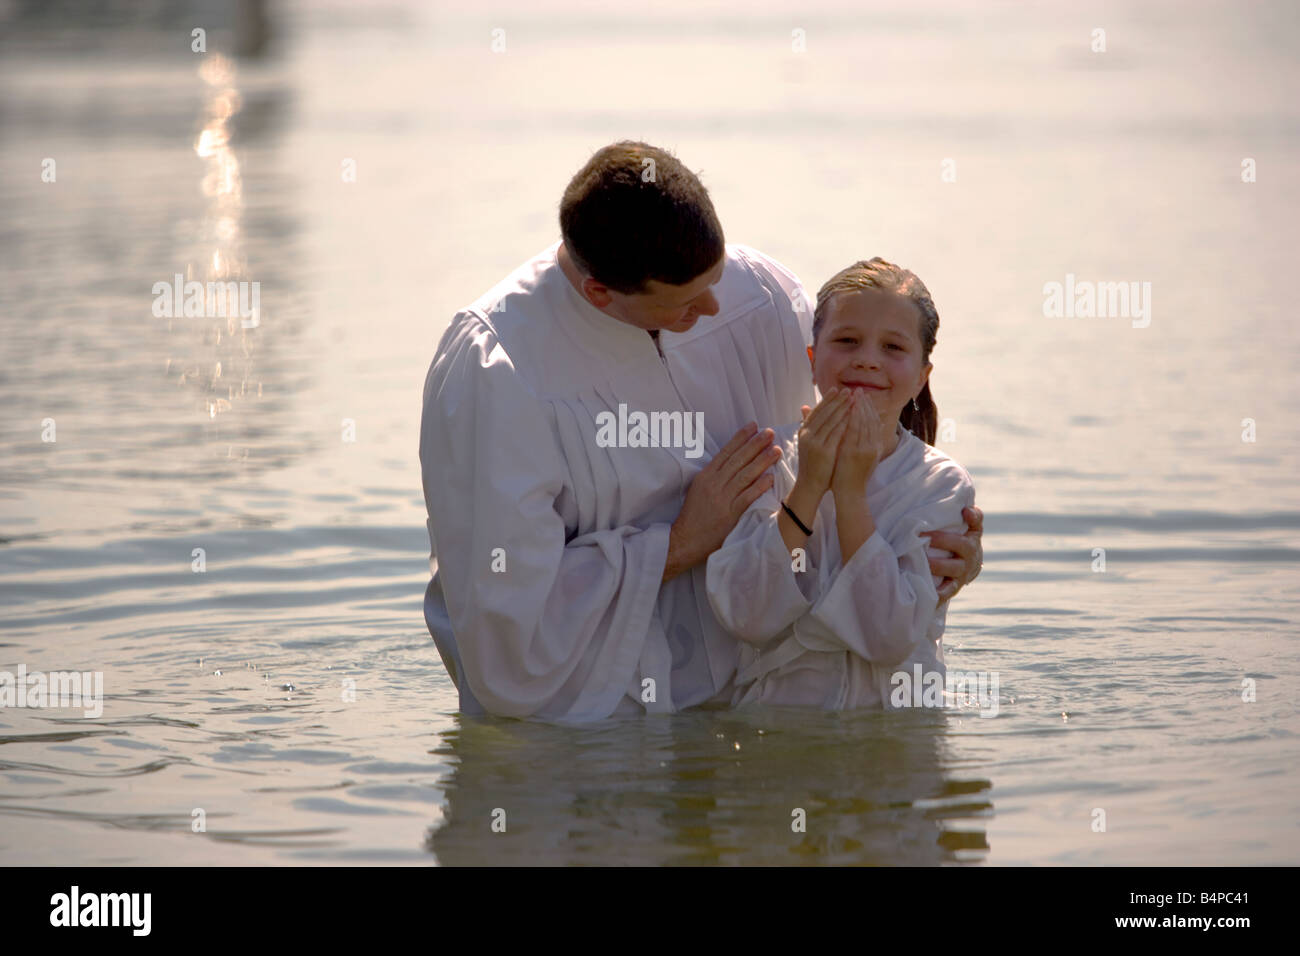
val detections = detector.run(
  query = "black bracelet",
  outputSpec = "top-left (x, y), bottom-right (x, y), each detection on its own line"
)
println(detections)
top-left (781, 500), bottom-right (813, 536)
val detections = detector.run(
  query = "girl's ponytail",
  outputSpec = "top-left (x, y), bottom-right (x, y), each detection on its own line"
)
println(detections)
top-left (899, 379), bottom-right (937, 445)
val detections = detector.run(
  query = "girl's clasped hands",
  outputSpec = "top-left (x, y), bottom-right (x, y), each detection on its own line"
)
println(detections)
top-left (795, 387), bottom-right (891, 503)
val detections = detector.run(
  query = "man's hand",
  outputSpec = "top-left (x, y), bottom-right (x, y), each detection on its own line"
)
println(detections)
top-left (664, 422), bottom-right (780, 582)
top-left (922, 504), bottom-right (984, 603)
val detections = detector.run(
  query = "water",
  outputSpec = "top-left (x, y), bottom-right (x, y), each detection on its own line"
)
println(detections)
top-left (1, 0), bottom-right (1298, 865)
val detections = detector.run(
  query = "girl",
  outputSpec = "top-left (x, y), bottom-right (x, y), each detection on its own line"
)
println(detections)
top-left (706, 258), bottom-right (976, 710)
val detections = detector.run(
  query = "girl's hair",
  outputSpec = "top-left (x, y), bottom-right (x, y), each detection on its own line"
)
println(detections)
top-left (812, 257), bottom-right (941, 445)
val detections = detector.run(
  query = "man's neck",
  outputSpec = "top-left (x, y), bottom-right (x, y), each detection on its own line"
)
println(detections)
top-left (558, 241), bottom-right (659, 343)
top-left (556, 241), bottom-right (584, 295)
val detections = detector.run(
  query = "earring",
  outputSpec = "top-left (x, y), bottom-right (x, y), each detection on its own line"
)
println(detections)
top-left (911, 397), bottom-right (919, 412)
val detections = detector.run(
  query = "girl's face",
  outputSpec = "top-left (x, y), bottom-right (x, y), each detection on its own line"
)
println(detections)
top-left (810, 288), bottom-right (932, 425)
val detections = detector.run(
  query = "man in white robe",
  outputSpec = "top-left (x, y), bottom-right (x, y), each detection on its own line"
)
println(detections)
top-left (419, 141), bottom-right (983, 722)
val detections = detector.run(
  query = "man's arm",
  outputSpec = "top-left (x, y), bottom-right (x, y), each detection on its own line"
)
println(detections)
top-left (664, 424), bottom-right (783, 583)
top-left (420, 314), bottom-right (671, 722)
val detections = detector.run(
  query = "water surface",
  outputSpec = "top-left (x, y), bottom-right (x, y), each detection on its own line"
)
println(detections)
top-left (1, 0), bottom-right (1297, 864)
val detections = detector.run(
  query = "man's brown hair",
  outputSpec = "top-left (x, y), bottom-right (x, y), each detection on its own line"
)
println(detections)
top-left (559, 141), bottom-right (725, 295)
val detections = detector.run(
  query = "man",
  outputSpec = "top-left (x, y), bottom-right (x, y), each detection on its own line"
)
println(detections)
top-left (419, 140), bottom-right (983, 722)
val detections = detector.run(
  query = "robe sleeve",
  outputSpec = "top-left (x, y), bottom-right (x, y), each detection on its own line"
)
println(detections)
top-left (797, 464), bottom-right (975, 667)
top-left (420, 312), bottom-right (670, 721)
top-left (705, 478), bottom-right (817, 645)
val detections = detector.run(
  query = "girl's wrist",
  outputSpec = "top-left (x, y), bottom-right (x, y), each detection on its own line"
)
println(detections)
top-left (831, 474), bottom-right (870, 505)
top-left (793, 462), bottom-right (830, 495)
top-left (785, 478), bottom-right (824, 524)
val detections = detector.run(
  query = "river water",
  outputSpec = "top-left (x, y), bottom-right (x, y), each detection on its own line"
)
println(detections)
top-left (1, 0), bottom-right (1297, 864)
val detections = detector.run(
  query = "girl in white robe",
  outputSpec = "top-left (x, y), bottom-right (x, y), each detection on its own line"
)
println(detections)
top-left (706, 259), bottom-right (976, 710)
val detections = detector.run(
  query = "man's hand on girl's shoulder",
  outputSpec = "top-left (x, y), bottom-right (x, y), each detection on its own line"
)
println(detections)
top-left (924, 504), bottom-right (984, 603)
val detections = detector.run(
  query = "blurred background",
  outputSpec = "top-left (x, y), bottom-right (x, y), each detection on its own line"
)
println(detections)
top-left (0, 0), bottom-right (1297, 865)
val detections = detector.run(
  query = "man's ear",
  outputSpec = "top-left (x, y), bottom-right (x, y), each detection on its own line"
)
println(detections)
top-left (583, 277), bottom-right (613, 308)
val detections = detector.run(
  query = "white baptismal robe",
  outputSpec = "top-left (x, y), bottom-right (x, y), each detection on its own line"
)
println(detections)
top-left (706, 420), bottom-right (975, 710)
top-left (420, 240), bottom-right (815, 721)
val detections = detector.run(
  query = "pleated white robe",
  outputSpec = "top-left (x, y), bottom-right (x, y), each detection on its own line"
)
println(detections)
top-left (420, 241), bottom-right (814, 721)
top-left (705, 421), bottom-right (976, 710)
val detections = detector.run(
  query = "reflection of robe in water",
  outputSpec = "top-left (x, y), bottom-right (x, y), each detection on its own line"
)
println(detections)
top-left (425, 709), bottom-right (990, 865)
top-left (419, 241), bottom-right (815, 722)
top-left (707, 420), bottom-right (975, 710)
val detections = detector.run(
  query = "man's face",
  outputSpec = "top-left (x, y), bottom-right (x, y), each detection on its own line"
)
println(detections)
top-left (586, 256), bottom-right (726, 334)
